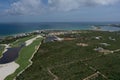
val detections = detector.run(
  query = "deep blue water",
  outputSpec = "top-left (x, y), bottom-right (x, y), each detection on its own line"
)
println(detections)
top-left (0, 22), bottom-right (120, 36)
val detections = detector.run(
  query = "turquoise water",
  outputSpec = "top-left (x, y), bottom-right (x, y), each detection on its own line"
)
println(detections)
top-left (0, 22), bottom-right (120, 36)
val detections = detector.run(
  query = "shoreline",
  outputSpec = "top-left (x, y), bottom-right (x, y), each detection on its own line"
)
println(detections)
top-left (0, 29), bottom-right (120, 39)
top-left (0, 29), bottom-right (40, 38)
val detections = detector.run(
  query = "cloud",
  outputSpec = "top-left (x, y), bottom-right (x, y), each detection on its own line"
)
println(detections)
top-left (5, 0), bottom-right (119, 15)
top-left (5, 0), bottom-right (46, 15)
top-left (49, 0), bottom-right (119, 11)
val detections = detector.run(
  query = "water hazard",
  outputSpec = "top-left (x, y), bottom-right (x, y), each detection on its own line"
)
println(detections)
top-left (0, 45), bottom-right (24, 64)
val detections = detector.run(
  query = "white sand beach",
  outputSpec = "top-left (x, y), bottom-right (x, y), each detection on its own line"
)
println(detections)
top-left (0, 62), bottom-right (19, 80)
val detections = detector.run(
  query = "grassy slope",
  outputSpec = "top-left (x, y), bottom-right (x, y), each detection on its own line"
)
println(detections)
top-left (16, 31), bottom-right (120, 80)
top-left (0, 35), bottom-right (35, 57)
top-left (5, 37), bottom-right (43, 80)
top-left (0, 36), bottom-right (35, 57)
top-left (0, 45), bottom-right (5, 57)
top-left (11, 35), bottom-right (36, 47)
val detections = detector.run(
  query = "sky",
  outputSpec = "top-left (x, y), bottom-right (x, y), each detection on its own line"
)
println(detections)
top-left (0, 0), bottom-right (120, 22)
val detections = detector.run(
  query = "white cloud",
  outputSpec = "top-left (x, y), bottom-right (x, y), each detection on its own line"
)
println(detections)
top-left (5, 0), bottom-right (46, 15)
top-left (48, 0), bottom-right (119, 11)
top-left (5, 0), bottom-right (120, 15)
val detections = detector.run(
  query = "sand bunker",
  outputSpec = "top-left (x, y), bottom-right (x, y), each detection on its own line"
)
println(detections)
top-left (25, 35), bottom-right (42, 46)
top-left (0, 62), bottom-right (19, 80)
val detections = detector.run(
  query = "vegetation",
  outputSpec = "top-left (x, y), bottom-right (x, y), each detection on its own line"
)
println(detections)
top-left (0, 34), bottom-right (35, 44)
top-left (0, 44), bottom-right (5, 57)
top-left (85, 52), bottom-right (120, 80)
top-left (5, 30), bottom-right (120, 80)
top-left (11, 35), bottom-right (35, 47)
top-left (5, 36), bottom-right (43, 80)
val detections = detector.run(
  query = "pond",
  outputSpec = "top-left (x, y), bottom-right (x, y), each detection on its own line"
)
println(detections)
top-left (0, 45), bottom-right (24, 64)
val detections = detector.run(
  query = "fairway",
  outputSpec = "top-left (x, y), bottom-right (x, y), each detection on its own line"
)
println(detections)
top-left (5, 35), bottom-right (43, 80)
top-left (0, 45), bottom-right (5, 57)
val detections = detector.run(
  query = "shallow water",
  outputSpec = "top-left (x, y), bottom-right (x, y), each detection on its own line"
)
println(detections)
top-left (0, 22), bottom-right (120, 36)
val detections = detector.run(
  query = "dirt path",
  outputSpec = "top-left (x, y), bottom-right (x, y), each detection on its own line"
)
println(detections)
top-left (47, 68), bottom-right (59, 80)
top-left (114, 49), bottom-right (120, 52)
top-left (83, 72), bottom-right (99, 80)
top-left (82, 62), bottom-right (108, 80)
top-left (47, 54), bottom-right (107, 80)
top-left (50, 55), bottom-right (102, 69)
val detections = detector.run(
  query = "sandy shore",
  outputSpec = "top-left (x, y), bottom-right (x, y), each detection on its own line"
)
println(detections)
top-left (0, 62), bottom-right (19, 80)
top-left (25, 35), bottom-right (42, 46)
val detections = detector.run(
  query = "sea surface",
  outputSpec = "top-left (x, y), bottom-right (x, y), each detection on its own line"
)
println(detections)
top-left (0, 22), bottom-right (120, 36)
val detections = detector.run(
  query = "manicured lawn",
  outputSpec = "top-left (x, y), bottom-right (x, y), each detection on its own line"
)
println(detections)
top-left (0, 45), bottom-right (5, 57)
top-left (11, 35), bottom-right (36, 47)
top-left (5, 37), bottom-right (43, 80)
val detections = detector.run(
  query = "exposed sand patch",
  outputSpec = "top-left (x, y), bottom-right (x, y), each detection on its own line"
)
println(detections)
top-left (63, 38), bottom-right (76, 41)
top-left (0, 62), bottom-right (19, 80)
top-left (2, 44), bottom-right (10, 53)
top-left (76, 43), bottom-right (88, 47)
top-left (25, 35), bottom-right (42, 46)
top-left (14, 38), bottom-right (42, 79)
top-left (94, 47), bottom-right (114, 55)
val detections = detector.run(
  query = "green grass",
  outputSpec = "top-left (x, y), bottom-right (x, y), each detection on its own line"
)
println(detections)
top-left (0, 45), bottom-right (5, 57)
top-left (5, 37), bottom-right (43, 80)
top-left (11, 35), bottom-right (36, 47)
top-left (1, 35), bottom-right (35, 57)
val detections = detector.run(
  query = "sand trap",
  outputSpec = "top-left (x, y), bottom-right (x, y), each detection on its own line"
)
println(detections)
top-left (0, 62), bottom-right (19, 80)
top-left (25, 35), bottom-right (42, 46)
top-left (2, 44), bottom-right (10, 53)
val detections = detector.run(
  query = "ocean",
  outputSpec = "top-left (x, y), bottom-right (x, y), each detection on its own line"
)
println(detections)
top-left (0, 22), bottom-right (120, 36)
